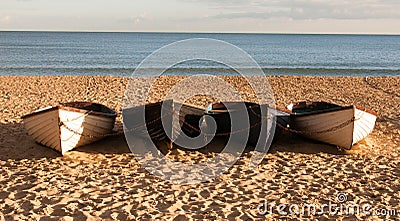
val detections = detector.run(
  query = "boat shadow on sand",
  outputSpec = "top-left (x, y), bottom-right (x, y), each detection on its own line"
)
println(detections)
top-left (79, 128), bottom-right (350, 158)
top-left (270, 132), bottom-right (348, 155)
top-left (0, 121), bottom-right (133, 161)
top-left (0, 121), bottom-right (60, 161)
top-left (171, 132), bottom-right (348, 156)
top-left (1, 120), bottom-right (353, 161)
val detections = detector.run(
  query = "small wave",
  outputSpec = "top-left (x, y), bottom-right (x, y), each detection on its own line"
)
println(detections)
top-left (0, 66), bottom-right (399, 76)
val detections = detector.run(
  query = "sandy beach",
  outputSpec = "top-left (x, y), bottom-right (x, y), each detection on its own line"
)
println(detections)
top-left (0, 76), bottom-right (399, 220)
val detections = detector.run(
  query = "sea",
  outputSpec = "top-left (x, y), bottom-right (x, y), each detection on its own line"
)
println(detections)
top-left (0, 31), bottom-right (399, 77)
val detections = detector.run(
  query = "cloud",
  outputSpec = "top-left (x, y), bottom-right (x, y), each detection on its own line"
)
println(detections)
top-left (183, 0), bottom-right (400, 20)
top-left (132, 13), bottom-right (147, 25)
top-left (117, 12), bottom-right (148, 26)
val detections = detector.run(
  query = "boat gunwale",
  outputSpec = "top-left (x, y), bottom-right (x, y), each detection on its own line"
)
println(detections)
top-left (290, 103), bottom-right (378, 118)
top-left (273, 106), bottom-right (292, 115)
top-left (355, 105), bottom-right (378, 117)
top-left (205, 101), bottom-right (268, 115)
top-left (290, 105), bottom-right (355, 117)
top-left (22, 102), bottom-right (117, 119)
top-left (174, 102), bottom-right (206, 113)
top-left (59, 105), bottom-right (117, 118)
top-left (21, 106), bottom-right (59, 119)
top-left (122, 100), bottom-right (174, 112)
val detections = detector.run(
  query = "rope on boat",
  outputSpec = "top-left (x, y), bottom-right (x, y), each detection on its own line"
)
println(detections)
top-left (59, 122), bottom-right (124, 138)
top-left (59, 110), bottom-right (171, 138)
top-left (364, 76), bottom-right (400, 99)
top-left (57, 101), bottom-right (365, 142)
top-left (164, 106), bottom-right (266, 137)
top-left (276, 117), bottom-right (356, 135)
top-left (276, 108), bottom-right (366, 136)
top-left (275, 118), bottom-right (356, 151)
top-left (61, 111), bottom-right (93, 123)
top-left (177, 104), bottom-right (271, 137)
top-left (247, 105), bottom-right (267, 119)
top-left (176, 114), bottom-right (264, 137)
top-left (58, 104), bottom-right (283, 140)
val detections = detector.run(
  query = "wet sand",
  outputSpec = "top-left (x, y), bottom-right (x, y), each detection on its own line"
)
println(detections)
top-left (0, 76), bottom-right (399, 220)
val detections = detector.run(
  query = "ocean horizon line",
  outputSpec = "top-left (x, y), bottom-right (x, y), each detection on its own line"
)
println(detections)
top-left (1, 30), bottom-right (400, 36)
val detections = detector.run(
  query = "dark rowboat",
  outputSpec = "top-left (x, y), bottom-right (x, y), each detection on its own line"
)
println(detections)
top-left (204, 102), bottom-right (278, 148)
top-left (122, 100), bottom-right (173, 143)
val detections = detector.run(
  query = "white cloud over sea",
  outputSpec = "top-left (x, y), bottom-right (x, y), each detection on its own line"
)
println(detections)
top-left (186, 0), bottom-right (400, 20)
top-left (0, 0), bottom-right (399, 33)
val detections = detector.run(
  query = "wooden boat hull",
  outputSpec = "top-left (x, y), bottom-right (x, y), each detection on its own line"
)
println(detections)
top-left (122, 100), bottom-right (173, 142)
top-left (174, 103), bottom-right (206, 138)
top-left (22, 102), bottom-right (117, 155)
top-left (123, 100), bottom-right (290, 150)
top-left (270, 107), bottom-right (291, 142)
top-left (289, 102), bottom-right (377, 150)
top-left (205, 102), bottom-right (277, 148)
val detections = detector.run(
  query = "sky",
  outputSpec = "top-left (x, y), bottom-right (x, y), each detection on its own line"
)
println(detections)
top-left (1, 0), bottom-right (400, 34)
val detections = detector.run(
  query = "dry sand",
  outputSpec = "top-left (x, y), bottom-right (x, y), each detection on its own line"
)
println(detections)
top-left (0, 76), bottom-right (399, 220)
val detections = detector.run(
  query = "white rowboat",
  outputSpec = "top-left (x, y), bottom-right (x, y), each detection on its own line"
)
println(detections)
top-left (288, 102), bottom-right (377, 150)
top-left (22, 102), bottom-right (117, 155)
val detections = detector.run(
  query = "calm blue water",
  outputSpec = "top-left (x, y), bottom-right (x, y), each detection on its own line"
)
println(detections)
top-left (0, 31), bottom-right (399, 76)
